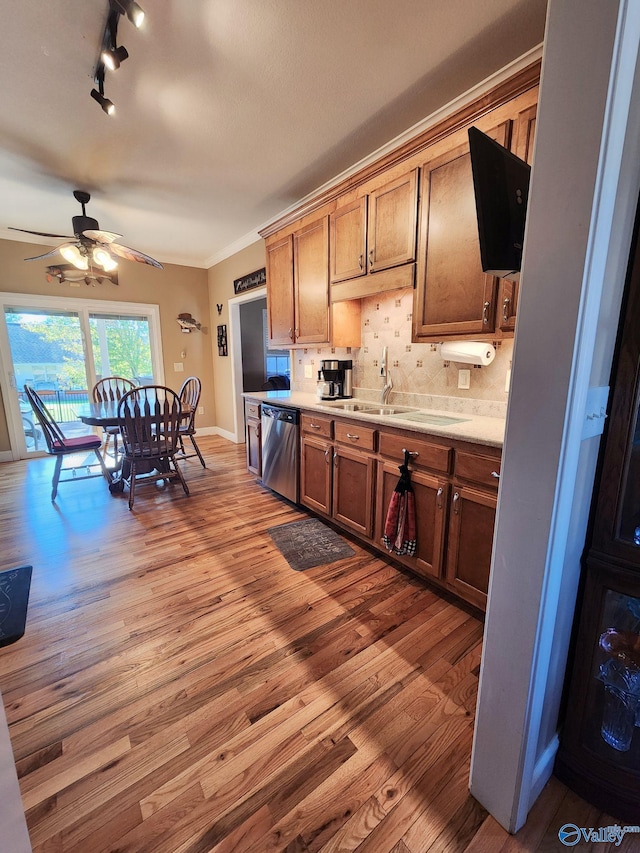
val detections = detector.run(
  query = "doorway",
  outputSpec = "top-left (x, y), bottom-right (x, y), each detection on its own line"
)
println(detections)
top-left (0, 293), bottom-right (163, 459)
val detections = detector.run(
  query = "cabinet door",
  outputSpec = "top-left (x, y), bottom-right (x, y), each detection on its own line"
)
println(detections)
top-left (368, 169), bottom-right (419, 273)
top-left (413, 122), bottom-right (511, 340)
top-left (294, 217), bottom-right (330, 345)
top-left (266, 234), bottom-right (295, 347)
top-left (375, 460), bottom-right (448, 581)
top-left (498, 105), bottom-right (537, 333)
top-left (330, 197), bottom-right (367, 282)
top-left (246, 416), bottom-right (261, 476)
top-left (301, 435), bottom-right (332, 515)
top-left (333, 446), bottom-right (375, 538)
top-left (446, 485), bottom-right (497, 610)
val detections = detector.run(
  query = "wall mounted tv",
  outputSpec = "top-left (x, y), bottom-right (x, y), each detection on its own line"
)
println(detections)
top-left (468, 126), bottom-right (531, 281)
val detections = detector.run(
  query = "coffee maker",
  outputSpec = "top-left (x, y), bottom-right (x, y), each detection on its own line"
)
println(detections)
top-left (316, 359), bottom-right (353, 400)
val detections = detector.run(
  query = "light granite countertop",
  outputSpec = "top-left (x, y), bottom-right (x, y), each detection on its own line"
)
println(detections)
top-left (243, 390), bottom-right (505, 448)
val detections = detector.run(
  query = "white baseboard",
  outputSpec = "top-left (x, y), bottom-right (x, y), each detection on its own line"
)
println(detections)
top-left (212, 426), bottom-right (241, 444)
top-left (0, 451), bottom-right (15, 463)
top-left (529, 733), bottom-right (559, 811)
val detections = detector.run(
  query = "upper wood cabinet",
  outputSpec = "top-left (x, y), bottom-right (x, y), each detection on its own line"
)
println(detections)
top-left (329, 169), bottom-right (419, 298)
top-left (267, 216), bottom-right (360, 348)
top-left (412, 120), bottom-right (511, 341)
top-left (498, 103), bottom-right (538, 333)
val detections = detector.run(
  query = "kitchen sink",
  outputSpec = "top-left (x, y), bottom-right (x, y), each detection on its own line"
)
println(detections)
top-left (323, 401), bottom-right (418, 415)
top-left (322, 401), bottom-right (380, 412)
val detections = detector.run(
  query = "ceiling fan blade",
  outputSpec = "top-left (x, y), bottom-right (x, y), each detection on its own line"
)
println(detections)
top-left (9, 226), bottom-right (74, 239)
top-left (109, 242), bottom-right (164, 269)
top-left (23, 247), bottom-right (64, 262)
top-left (81, 229), bottom-right (122, 244)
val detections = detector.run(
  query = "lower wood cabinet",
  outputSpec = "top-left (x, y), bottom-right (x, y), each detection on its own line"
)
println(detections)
top-left (445, 485), bottom-right (497, 610)
top-left (375, 459), bottom-right (448, 581)
top-left (297, 412), bottom-right (502, 612)
top-left (245, 400), bottom-right (261, 476)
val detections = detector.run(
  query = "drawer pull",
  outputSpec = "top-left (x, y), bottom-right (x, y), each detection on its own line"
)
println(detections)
top-left (452, 491), bottom-right (460, 514)
top-left (402, 448), bottom-right (419, 457)
top-left (491, 471), bottom-right (500, 479)
top-left (436, 486), bottom-right (443, 509)
top-left (346, 433), bottom-right (360, 441)
top-left (324, 449), bottom-right (330, 463)
top-left (333, 451), bottom-right (338, 467)
top-left (309, 423), bottom-right (322, 430)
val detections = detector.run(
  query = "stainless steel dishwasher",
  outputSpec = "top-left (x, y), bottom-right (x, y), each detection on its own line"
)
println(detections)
top-left (260, 404), bottom-right (300, 503)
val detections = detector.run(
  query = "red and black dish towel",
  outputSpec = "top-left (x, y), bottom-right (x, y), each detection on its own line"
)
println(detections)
top-left (383, 450), bottom-right (417, 557)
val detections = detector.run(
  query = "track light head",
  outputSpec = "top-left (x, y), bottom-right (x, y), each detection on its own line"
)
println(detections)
top-left (91, 88), bottom-right (115, 116)
top-left (101, 44), bottom-right (129, 71)
top-left (126, 2), bottom-right (145, 28)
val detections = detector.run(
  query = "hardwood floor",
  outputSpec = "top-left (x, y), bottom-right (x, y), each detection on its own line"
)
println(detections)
top-left (0, 437), bottom-right (618, 851)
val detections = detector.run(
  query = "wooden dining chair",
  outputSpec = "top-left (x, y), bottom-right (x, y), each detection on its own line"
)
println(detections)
top-left (92, 376), bottom-right (136, 461)
top-left (176, 376), bottom-right (206, 468)
top-left (23, 385), bottom-right (110, 501)
top-left (117, 385), bottom-right (190, 510)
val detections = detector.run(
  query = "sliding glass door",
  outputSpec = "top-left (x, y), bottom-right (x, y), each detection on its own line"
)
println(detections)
top-left (0, 294), bottom-right (163, 459)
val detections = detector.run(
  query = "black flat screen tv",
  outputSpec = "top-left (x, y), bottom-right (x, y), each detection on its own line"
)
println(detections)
top-left (468, 126), bottom-right (531, 281)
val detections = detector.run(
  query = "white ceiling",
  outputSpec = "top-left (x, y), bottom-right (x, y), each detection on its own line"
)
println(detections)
top-left (0, 0), bottom-right (547, 269)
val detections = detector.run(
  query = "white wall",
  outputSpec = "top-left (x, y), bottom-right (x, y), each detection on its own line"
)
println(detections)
top-left (471, 0), bottom-right (640, 832)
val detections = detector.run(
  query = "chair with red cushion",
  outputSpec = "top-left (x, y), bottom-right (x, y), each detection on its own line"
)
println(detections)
top-left (23, 385), bottom-right (111, 501)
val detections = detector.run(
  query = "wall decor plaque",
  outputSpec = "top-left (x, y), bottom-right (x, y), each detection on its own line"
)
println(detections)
top-left (233, 267), bottom-right (266, 295)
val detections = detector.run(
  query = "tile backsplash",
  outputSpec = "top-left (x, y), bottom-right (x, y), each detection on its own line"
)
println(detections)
top-left (291, 287), bottom-right (512, 416)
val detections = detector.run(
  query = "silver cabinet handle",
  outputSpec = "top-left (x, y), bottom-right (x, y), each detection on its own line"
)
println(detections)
top-left (402, 448), bottom-right (419, 457)
top-left (254, 425), bottom-right (260, 436)
top-left (309, 423), bottom-right (321, 430)
top-left (491, 471), bottom-right (500, 479)
top-left (436, 486), bottom-right (443, 509)
top-left (288, 327), bottom-right (294, 340)
top-left (346, 433), bottom-right (359, 441)
top-left (358, 253), bottom-right (364, 270)
top-left (452, 491), bottom-right (460, 514)
top-left (324, 449), bottom-right (330, 463)
top-left (333, 451), bottom-right (338, 467)
top-left (369, 249), bottom-right (374, 270)
top-left (294, 328), bottom-right (299, 338)
top-left (483, 301), bottom-right (491, 325)
top-left (502, 297), bottom-right (511, 323)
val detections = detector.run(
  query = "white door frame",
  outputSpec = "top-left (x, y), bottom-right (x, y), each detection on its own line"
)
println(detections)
top-left (228, 286), bottom-right (267, 443)
top-left (0, 293), bottom-right (164, 460)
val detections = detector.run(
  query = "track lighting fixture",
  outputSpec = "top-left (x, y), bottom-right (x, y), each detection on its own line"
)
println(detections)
top-left (101, 44), bottom-right (129, 72)
top-left (91, 86), bottom-right (115, 116)
top-left (91, 0), bottom-right (147, 114)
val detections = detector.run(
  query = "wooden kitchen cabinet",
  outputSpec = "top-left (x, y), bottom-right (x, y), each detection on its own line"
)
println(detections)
top-left (413, 121), bottom-right (511, 341)
top-left (498, 103), bottom-right (538, 333)
top-left (375, 459), bottom-right (449, 581)
top-left (333, 445), bottom-right (375, 538)
top-left (301, 434), bottom-right (333, 515)
top-left (245, 400), bottom-right (262, 476)
top-left (266, 217), bottom-right (361, 348)
top-left (329, 169), bottom-right (419, 299)
top-left (445, 449), bottom-right (501, 609)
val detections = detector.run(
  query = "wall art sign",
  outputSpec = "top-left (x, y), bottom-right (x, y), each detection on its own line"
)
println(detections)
top-left (217, 324), bottom-right (228, 357)
top-left (233, 267), bottom-right (266, 295)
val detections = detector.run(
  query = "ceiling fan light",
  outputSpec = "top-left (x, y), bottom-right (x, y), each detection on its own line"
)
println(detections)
top-left (60, 244), bottom-right (89, 270)
top-left (101, 44), bottom-right (129, 71)
top-left (93, 247), bottom-right (118, 272)
top-left (91, 88), bottom-right (115, 116)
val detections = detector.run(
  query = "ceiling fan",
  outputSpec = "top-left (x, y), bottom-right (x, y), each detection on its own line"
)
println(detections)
top-left (9, 189), bottom-right (164, 272)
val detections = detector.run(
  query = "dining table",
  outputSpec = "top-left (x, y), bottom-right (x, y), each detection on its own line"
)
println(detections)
top-left (74, 399), bottom-right (193, 494)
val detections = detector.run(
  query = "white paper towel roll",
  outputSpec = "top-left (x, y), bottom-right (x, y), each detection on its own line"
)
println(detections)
top-left (439, 341), bottom-right (496, 366)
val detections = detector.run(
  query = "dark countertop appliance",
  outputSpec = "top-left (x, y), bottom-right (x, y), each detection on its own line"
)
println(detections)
top-left (317, 359), bottom-right (353, 400)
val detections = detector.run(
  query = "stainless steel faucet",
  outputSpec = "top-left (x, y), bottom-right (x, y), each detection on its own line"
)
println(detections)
top-left (381, 346), bottom-right (393, 404)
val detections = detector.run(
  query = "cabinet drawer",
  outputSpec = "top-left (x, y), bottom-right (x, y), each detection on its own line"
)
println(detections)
top-left (245, 400), bottom-right (261, 419)
top-left (455, 450), bottom-right (501, 489)
top-left (301, 413), bottom-right (333, 439)
top-left (378, 431), bottom-right (451, 474)
top-left (334, 421), bottom-right (376, 451)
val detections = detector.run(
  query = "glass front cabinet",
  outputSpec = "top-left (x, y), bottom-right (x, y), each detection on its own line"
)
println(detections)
top-left (555, 209), bottom-right (640, 821)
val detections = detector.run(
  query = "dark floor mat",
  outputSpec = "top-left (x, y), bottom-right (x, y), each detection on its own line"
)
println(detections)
top-left (267, 518), bottom-right (355, 571)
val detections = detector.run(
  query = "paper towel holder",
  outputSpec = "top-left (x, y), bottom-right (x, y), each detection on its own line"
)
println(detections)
top-left (439, 341), bottom-right (496, 366)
